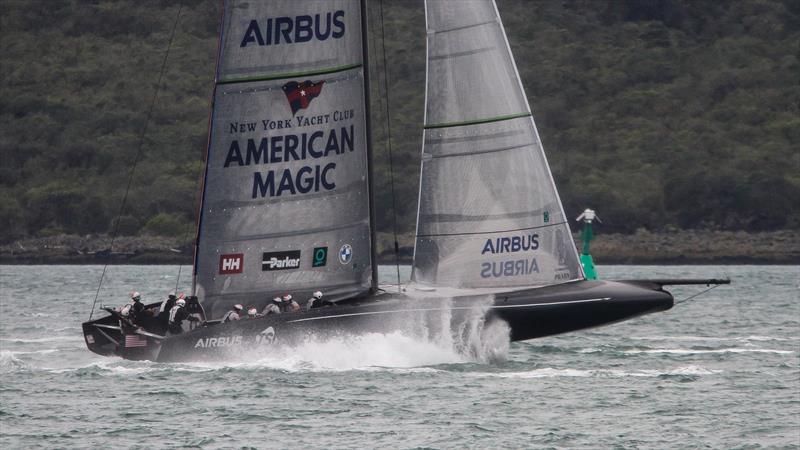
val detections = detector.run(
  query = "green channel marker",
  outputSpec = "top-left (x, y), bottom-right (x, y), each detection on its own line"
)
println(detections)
top-left (576, 209), bottom-right (600, 280)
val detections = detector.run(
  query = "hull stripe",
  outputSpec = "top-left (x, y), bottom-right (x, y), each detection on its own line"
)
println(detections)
top-left (287, 297), bottom-right (610, 324)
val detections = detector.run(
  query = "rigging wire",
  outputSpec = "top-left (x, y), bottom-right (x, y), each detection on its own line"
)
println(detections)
top-left (89, 5), bottom-right (184, 319)
top-left (675, 283), bottom-right (723, 305)
top-left (173, 205), bottom-right (195, 294)
top-left (173, 155), bottom-right (206, 295)
top-left (376, 0), bottom-right (403, 292)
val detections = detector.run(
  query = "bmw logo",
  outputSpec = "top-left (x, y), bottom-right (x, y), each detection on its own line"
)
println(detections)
top-left (338, 244), bottom-right (353, 265)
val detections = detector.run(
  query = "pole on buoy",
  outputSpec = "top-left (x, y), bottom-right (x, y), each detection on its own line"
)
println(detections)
top-left (576, 208), bottom-right (600, 280)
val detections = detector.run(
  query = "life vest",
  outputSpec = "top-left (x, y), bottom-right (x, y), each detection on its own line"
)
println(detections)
top-left (169, 305), bottom-right (181, 324)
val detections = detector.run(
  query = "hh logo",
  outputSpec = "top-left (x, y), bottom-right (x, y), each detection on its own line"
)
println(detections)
top-left (219, 253), bottom-right (244, 274)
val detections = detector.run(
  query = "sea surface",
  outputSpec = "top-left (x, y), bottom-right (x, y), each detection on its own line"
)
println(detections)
top-left (0, 265), bottom-right (798, 449)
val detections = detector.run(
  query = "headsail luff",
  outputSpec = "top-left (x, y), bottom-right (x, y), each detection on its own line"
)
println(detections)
top-left (412, 0), bottom-right (584, 288)
top-left (194, 0), bottom-right (375, 318)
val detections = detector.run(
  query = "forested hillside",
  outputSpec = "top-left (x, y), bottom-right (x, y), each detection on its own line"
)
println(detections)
top-left (1, 0), bottom-right (797, 244)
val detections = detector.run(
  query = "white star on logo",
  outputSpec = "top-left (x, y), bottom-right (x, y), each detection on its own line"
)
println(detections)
top-left (300, 90), bottom-right (306, 96)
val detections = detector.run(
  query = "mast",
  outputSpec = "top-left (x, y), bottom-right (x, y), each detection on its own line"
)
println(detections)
top-left (361, 0), bottom-right (379, 292)
top-left (191, 0), bottom-right (227, 296)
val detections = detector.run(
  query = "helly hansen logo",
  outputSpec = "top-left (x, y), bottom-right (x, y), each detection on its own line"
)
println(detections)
top-left (219, 254), bottom-right (244, 274)
top-left (262, 251), bottom-right (301, 271)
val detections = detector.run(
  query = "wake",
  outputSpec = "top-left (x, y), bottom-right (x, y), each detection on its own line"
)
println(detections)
top-left (218, 296), bottom-right (511, 371)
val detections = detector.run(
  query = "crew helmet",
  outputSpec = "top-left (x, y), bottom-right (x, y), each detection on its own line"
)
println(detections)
top-left (176, 298), bottom-right (186, 307)
top-left (234, 304), bottom-right (243, 311)
top-left (313, 291), bottom-right (323, 299)
top-left (248, 308), bottom-right (257, 317)
top-left (283, 294), bottom-right (293, 302)
top-left (178, 293), bottom-right (186, 300)
top-left (168, 292), bottom-right (176, 299)
top-left (273, 296), bottom-right (283, 303)
top-left (131, 291), bottom-right (141, 301)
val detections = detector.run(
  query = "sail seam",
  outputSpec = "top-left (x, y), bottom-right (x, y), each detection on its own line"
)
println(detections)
top-left (419, 210), bottom-right (548, 223)
top-left (218, 63), bottom-right (363, 85)
top-left (423, 142), bottom-right (533, 160)
top-left (429, 19), bottom-right (497, 35)
top-left (416, 221), bottom-right (568, 238)
top-left (429, 46), bottom-right (494, 60)
top-left (424, 112), bottom-right (532, 129)
top-left (425, 129), bottom-right (526, 144)
top-left (216, 221), bottom-right (369, 243)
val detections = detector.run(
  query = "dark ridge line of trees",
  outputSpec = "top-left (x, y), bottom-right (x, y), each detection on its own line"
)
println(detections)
top-left (0, 0), bottom-right (797, 243)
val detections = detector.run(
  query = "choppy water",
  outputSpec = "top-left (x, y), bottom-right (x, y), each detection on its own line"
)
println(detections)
top-left (1, 265), bottom-right (798, 448)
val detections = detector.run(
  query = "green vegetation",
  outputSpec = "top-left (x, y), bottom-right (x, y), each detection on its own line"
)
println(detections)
top-left (1, 0), bottom-right (797, 243)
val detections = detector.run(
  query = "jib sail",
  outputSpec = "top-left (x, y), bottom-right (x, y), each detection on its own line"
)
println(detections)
top-left (194, 0), bottom-right (375, 318)
top-left (412, 0), bottom-right (583, 288)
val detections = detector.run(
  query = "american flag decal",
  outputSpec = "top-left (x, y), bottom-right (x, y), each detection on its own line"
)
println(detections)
top-left (125, 334), bottom-right (147, 348)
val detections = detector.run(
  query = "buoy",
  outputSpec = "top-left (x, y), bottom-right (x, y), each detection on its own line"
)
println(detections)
top-left (576, 208), bottom-right (600, 280)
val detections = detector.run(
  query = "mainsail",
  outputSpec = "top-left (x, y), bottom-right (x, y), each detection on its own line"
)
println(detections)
top-left (412, 0), bottom-right (583, 288)
top-left (194, 0), bottom-right (375, 317)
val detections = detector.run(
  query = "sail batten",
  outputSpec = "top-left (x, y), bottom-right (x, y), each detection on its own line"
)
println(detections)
top-left (218, 63), bottom-right (364, 85)
top-left (424, 112), bottom-right (532, 129)
top-left (417, 221), bottom-right (571, 238)
top-left (413, 0), bottom-right (583, 289)
top-left (429, 19), bottom-right (497, 35)
top-left (194, 0), bottom-right (375, 317)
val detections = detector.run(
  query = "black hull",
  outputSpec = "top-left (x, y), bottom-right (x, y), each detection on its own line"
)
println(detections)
top-left (82, 280), bottom-right (674, 362)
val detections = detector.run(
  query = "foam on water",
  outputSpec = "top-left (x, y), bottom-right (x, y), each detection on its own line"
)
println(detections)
top-left (240, 331), bottom-right (468, 372)
top-left (193, 298), bottom-right (511, 372)
top-left (632, 335), bottom-right (795, 342)
top-left (466, 365), bottom-right (722, 379)
top-left (623, 347), bottom-right (794, 355)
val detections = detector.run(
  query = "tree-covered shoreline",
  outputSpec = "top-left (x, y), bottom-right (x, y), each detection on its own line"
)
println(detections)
top-left (1, 0), bottom-right (798, 243)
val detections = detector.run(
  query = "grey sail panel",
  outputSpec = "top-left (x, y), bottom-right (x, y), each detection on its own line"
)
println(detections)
top-left (195, 0), bottom-right (372, 318)
top-left (413, 0), bottom-right (583, 288)
top-left (424, 0), bottom-right (528, 127)
top-left (219, 0), bottom-right (363, 82)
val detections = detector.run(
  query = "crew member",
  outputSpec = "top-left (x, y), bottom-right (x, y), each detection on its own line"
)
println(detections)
top-left (129, 292), bottom-right (145, 320)
top-left (222, 304), bottom-right (243, 323)
top-left (118, 302), bottom-right (136, 331)
top-left (158, 293), bottom-right (178, 333)
top-left (306, 291), bottom-right (324, 311)
top-left (262, 297), bottom-right (282, 315)
top-left (283, 294), bottom-right (300, 313)
top-left (247, 307), bottom-right (259, 319)
top-left (168, 298), bottom-right (197, 335)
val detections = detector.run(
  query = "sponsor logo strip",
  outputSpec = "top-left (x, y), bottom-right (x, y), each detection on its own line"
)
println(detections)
top-left (312, 247), bottom-right (328, 267)
top-left (338, 244), bottom-right (352, 264)
top-left (219, 253), bottom-right (244, 274)
top-left (262, 251), bottom-right (301, 271)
